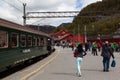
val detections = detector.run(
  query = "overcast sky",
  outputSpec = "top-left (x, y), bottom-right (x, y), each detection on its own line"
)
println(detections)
top-left (0, 0), bottom-right (102, 26)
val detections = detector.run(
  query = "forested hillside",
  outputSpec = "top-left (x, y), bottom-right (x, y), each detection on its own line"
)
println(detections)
top-left (56, 0), bottom-right (120, 36)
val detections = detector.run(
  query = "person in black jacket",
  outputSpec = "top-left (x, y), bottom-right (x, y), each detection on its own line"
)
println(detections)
top-left (101, 41), bottom-right (115, 72)
top-left (74, 44), bottom-right (87, 77)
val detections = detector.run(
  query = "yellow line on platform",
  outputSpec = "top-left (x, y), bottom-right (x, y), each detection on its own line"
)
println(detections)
top-left (20, 50), bottom-right (60, 80)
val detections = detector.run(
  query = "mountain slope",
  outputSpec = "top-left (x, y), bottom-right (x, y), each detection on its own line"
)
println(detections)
top-left (69, 0), bottom-right (120, 36)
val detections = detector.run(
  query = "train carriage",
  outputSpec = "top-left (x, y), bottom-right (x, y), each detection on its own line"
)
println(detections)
top-left (0, 18), bottom-right (54, 72)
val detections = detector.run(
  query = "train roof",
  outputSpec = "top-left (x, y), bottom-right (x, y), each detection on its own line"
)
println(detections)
top-left (0, 18), bottom-right (50, 37)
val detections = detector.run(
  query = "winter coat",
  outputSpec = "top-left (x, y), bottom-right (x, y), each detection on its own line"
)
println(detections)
top-left (101, 44), bottom-right (114, 58)
top-left (74, 49), bottom-right (86, 58)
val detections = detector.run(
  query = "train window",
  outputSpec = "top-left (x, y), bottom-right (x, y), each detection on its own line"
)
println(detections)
top-left (44, 38), bottom-right (47, 46)
top-left (20, 35), bottom-right (26, 47)
top-left (35, 37), bottom-right (37, 46)
top-left (33, 37), bottom-right (37, 46)
top-left (27, 35), bottom-right (32, 47)
top-left (40, 38), bottom-right (44, 46)
top-left (38, 38), bottom-right (41, 46)
top-left (32, 37), bottom-right (35, 46)
top-left (10, 33), bottom-right (18, 48)
top-left (37, 38), bottom-right (40, 46)
top-left (0, 30), bottom-right (8, 48)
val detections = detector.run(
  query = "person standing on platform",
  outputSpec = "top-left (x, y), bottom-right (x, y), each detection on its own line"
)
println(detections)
top-left (73, 44), bottom-right (87, 77)
top-left (85, 42), bottom-right (89, 51)
top-left (97, 42), bottom-right (102, 52)
top-left (92, 42), bottom-right (98, 56)
top-left (101, 41), bottom-right (115, 72)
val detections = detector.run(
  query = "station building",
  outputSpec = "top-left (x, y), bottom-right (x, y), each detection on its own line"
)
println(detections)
top-left (50, 29), bottom-right (84, 45)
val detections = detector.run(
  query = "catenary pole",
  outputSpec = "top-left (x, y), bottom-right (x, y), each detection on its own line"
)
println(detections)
top-left (23, 3), bottom-right (26, 26)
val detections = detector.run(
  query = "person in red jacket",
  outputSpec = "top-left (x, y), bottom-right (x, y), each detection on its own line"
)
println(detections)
top-left (97, 42), bottom-right (102, 51)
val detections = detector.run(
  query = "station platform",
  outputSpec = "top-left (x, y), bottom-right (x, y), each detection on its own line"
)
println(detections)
top-left (2, 46), bottom-right (120, 80)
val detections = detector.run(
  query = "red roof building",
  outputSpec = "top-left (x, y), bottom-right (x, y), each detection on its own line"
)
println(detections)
top-left (50, 29), bottom-right (84, 43)
top-left (50, 29), bottom-right (72, 41)
top-left (70, 34), bottom-right (84, 43)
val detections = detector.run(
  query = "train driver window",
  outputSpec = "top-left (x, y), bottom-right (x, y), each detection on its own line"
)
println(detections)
top-left (0, 30), bottom-right (8, 48)
top-left (10, 33), bottom-right (18, 48)
top-left (20, 35), bottom-right (26, 47)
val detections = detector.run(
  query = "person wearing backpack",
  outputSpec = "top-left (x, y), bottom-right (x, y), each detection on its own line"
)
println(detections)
top-left (73, 44), bottom-right (87, 77)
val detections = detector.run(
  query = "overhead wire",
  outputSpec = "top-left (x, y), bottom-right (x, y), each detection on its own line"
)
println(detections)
top-left (2, 0), bottom-right (23, 13)
top-left (1, 0), bottom-right (23, 24)
top-left (17, 0), bottom-right (23, 4)
top-left (31, 18), bottom-right (45, 25)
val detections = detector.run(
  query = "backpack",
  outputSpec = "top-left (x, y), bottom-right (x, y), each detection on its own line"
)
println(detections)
top-left (73, 49), bottom-right (84, 58)
top-left (73, 49), bottom-right (78, 57)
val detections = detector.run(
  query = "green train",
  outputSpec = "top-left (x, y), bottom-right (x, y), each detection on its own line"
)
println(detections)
top-left (0, 18), bottom-right (55, 72)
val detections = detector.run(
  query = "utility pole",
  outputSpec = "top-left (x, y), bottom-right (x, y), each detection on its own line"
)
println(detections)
top-left (84, 25), bottom-right (87, 43)
top-left (73, 27), bottom-right (75, 36)
top-left (23, 3), bottom-right (26, 26)
top-left (78, 24), bottom-right (80, 42)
